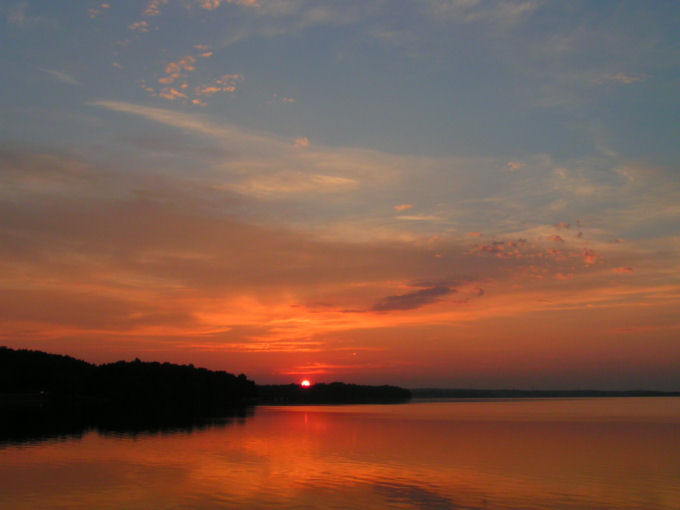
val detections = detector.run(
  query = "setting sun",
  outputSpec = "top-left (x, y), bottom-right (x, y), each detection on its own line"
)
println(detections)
top-left (301, 380), bottom-right (311, 387)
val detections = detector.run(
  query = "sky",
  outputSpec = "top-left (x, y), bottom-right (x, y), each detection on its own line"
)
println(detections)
top-left (1, 0), bottom-right (679, 389)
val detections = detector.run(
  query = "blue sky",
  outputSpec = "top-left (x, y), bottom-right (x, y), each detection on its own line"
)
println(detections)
top-left (3, 1), bottom-right (678, 160)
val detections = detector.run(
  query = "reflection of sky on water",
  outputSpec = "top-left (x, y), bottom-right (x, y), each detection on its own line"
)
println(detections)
top-left (1, 399), bottom-right (679, 509)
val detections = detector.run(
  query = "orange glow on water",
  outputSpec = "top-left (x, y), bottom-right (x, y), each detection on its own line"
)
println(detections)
top-left (1, 400), bottom-right (678, 509)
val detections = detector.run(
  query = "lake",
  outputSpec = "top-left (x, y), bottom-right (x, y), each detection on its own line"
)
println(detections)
top-left (1, 397), bottom-right (679, 509)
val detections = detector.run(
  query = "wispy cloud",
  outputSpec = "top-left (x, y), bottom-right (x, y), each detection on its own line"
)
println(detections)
top-left (88, 100), bottom-right (399, 184)
top-left (196, 0), bottom-right (260, 10)
top-left (278, 361), bottom-right (389, 376)
top-left (594, 72), bottom-right (646, 85)
top-left (6, 1), bottom-right (58, 29)
top-left (396, 215), bottom-right (440, 221)
top-left (423, 0), bottom-right (539, 27)
top-left (88, 100), bottom-right (275, 146)
top-left (87, 101), bottom-right (680, 244)
top-left (613, 266), bottom-right (634, 274)
top-left (372, 286), bottom-right (454, 312)
top-left (88, 3), bottom-right (110, 19)
top-left (234, 172), bottom-right (358, 195)
top-left (38, 68), bottom-right (80, 85)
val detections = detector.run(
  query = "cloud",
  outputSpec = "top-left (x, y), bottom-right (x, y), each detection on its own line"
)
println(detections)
top-left (582, 249), bottom-right (599, 266)
top-left (372, 286), bottom-right (453, 312)
top-left (89, 101), bottom-right (267, 144)
top-left (476, 241), bottom-right (507, 255)
top-left (195, 86), bottom-right (222, 96)
top-left (129, 20), bottom-right (150, 32)
top-left (196, 0), bottom-right (259, 10)
top-left (0, 288), bottom-right (193, 331)
top-left (38, 68), bottom-right (80, 86)
top-left (506, 161), bottom-right (524, 171)
top-left (158, 88), bottom-right (189, 100)
top-left (3, 144), bottom-right (679, 385)
top-left (613, 266), bottom-right (634, 274)
top-left (424, 0), bottom-right (539, 27)
top-left (88, 3), bottom-right (110, 19)
top-left (234, 172), bottom-right (358, 195)
top-left (159, 56), bottom-right (196, 85)
top-left (197, 0), bottom-right (223, 9)
top-left (193, 46), bottom-right (215, 58)
top-left (278, 361), bottom-right (387, 375)
top-left (595, 73), bottom-right (646, 85)
top-left (394, 204), bottom-right (414, 211)
top-left (150, 53), bottom-right (240, 105)
top-left (6, 1), bottom-right (58, 29)
top-left (144, 0), bottom-right (168, 16)
top-left (293, 137), bottom-right (310, 148)
top-left (396, 215), bottom-right (440, 221)
top-left (87, 100), bottom-right (408, 208)
top-left (214, 1), bottom-right (373, 47)
top-left (4, 2), bottom-right (680, 386)
top-left (195, 74), bottom-right (243, 96)
top-left (87, 101), bottom-right (680, 244)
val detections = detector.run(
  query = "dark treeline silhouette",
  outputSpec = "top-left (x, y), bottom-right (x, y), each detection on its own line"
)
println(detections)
top-left (0, 346), bottom-right (258, 446)
top-left (258, 382), bottom-right (412, 404)
top-left (1, 346), bottom-right (412, 445)
top-left (411, 388), bottom-right (680, 398)
top-left (0, 346), bottom-right (256, 416)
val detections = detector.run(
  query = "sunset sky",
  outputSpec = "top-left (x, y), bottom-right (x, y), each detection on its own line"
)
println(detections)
top-left (1, 0), bottom-right (679, 389)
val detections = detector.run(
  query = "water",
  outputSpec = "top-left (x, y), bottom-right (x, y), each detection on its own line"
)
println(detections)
top-left (1, 398), bottom-right (679, 509)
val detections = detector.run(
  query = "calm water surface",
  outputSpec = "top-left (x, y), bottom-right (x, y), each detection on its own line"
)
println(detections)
top-left (1, 398), bottom-right (679, 509)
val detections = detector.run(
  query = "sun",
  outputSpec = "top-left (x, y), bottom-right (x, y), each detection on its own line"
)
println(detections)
top-left (300, 379), bottom-right (311, 387)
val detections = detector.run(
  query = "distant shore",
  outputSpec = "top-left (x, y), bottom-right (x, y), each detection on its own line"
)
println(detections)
top-left (411, 388), bottom-right (680, 399)
top-left (0, 346), bottom-right (411, 415)
top-left (2, 346), bottom-right (679, 445)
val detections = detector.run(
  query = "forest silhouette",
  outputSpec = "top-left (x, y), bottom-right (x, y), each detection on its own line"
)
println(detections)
top-left (0, 346), bottom-right (410, 443)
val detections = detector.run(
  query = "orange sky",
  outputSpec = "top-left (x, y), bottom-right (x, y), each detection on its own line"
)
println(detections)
top-left (1, 157), bottom-right (678, 387)
top-left (1, 1), bottom-right (679, 388)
